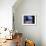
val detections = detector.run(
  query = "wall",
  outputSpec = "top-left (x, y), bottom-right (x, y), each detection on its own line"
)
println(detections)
top-left (41, 0), bottom-right (46, 46)
top-left (13, 0), bottom-right (41, 46)
top-left (0, 0), bottom-right (16, 30)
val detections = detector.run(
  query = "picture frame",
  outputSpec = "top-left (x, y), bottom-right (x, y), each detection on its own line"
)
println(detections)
top-left (22, 15), bottom-right (36, 25)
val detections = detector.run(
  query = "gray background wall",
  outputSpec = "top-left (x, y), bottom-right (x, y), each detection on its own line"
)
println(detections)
top-left (40, 0), bottom-right (46, 46)
top-left (13, 0), bottom-right (41, 46)
top-left (0, 0), bottom-right (16, 30)
top-left (0, 0), bottom-right (46, 46)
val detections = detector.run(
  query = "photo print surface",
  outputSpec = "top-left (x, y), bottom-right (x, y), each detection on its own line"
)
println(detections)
top-left (22, 15), bottom-right (36, 25)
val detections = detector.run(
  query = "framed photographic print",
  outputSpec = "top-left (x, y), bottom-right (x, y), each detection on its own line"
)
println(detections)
top-left (22, 15), bottom-right (36, 25)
